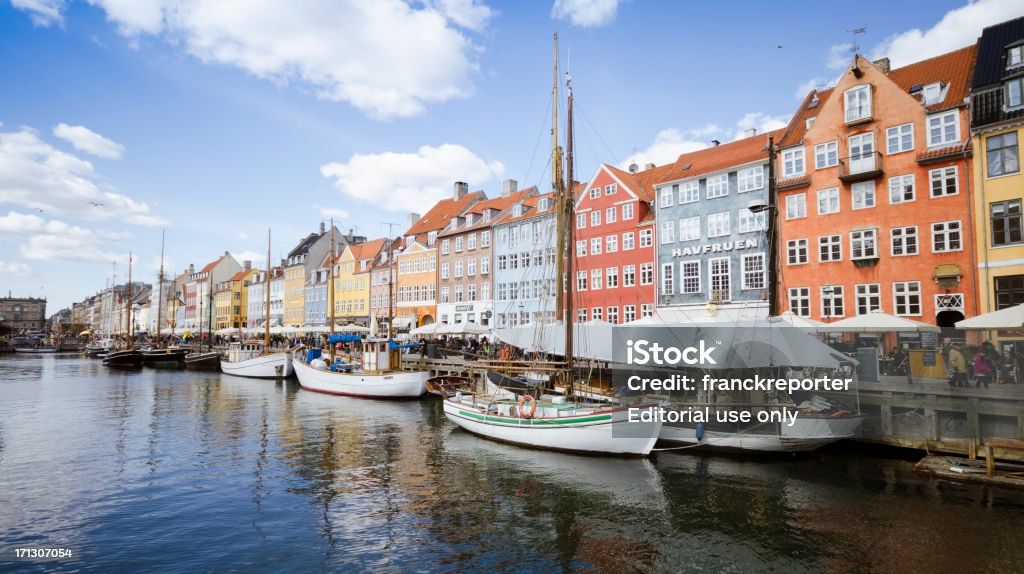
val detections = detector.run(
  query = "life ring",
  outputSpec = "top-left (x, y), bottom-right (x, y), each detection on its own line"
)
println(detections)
top-left (518, 395), bottom-right (538, 419)
top-left (831, 410), bottom-right (851, 417)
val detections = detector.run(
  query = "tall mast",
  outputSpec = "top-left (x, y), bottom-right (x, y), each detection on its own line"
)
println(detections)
top-left (766, 135), bottom-right (779, 317)
top-left (127, 252), bottom-right (133, 349)
top-left (387, 238), bottom-right (394, 340)
top-left (552, 33), bottom-right (567, 321)
top-left (564, 72), bottom-right (575, 370)
top-left (328, 220), bottom-right (336, 336)
top-left (206, 272), bottom-right (213, 352)
top-left (265, 228), bottom-right (272, 349)
top-left (156, 230), bottom-right (165, 347)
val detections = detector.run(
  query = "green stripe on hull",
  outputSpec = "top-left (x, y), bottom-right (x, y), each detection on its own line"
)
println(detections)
top-left (457, 410), bottom-right (613, 425)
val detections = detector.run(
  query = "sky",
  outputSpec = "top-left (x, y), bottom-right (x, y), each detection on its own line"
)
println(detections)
top-left (0, 0), bottom-right (1021, 315)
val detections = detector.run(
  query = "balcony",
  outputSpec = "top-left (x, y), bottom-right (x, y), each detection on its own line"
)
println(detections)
top-left (838, 152), bottom-right (883, 184)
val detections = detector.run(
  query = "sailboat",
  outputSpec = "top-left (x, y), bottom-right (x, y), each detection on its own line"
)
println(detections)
top-left (293, 222), bottom-right (429, 398)
top-left (220, 229), bottom-right (293, 378)
top-left (142, 231), bottom-right (188, 367)
top-left (436, 35), bottom-right (662, 456)
top-left (184, 257), bottom-right (221, 370)
top-left (103, 252), bottom-right (143, 369)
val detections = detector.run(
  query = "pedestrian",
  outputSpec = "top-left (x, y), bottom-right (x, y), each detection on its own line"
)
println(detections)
top-left (940, 337), bottom-right (952, 379)
top-left (972, 351), bottom-right (993, 389)
top-left (947, 342), bottom-right (968, 388)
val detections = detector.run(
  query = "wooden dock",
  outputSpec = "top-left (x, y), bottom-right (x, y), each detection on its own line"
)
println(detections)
top-left (914, 455), bottom-right (1024, 490)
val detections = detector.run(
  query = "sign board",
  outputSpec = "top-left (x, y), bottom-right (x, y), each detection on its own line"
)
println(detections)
top-left (483, 310), bottom-right (492, 319)
top-left (670, 238), bottom-right (759, 258)
top-left (455, 305), bottom-right (474, 312)
top-left (921, 331), bottom-right (938, 349)
top-left (922, 351), bottom-right (936, 366)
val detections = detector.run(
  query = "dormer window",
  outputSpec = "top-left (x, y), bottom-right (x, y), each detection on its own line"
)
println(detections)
top-left (921, 82), bottom-right (945, 105)
top-left (483, 210), bottom-right (491, 222)
top-left (1008, 44), bottom-right (1024, 69)
top-left (805, 117), bottom-right (816, 130)
top-left (427, 231), bottom-right (437, 245)
top-left (538, 197), bottom-right (551, 211)
top-left (1007, 77), bottom-right (1024, 109)
top-left (512, 203), bottom-right (522, 217)
top-left (845, 84), bottom-right (872, 123)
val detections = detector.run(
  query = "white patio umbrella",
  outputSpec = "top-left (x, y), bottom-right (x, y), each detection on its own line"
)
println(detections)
top-left (437, 321), bottom-right (490, 336)
top-left (821, 309), bottom-right (940, 332)
top-left (771, 311), bottom-right (826, 332)
top-left (338, 323), bottom-right (370, 333)
top-left (410, 322), bottom-right (439, 336)
top-left (955, 303), bottom-right (1024, 329)
top-left (269, 325), bottom-right (287, 335)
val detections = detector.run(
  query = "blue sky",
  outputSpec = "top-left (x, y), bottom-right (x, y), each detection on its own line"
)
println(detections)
top-left (0, 0), bottom-right (1019, 314)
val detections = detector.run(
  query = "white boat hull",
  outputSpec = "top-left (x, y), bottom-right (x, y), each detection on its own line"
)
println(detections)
top-left (658, 414), bottom-right (864, 453)
top-left (442, 399), bottom-right (662, 456)
top-left (220, 352), bottom-right (293, 378)
top-left (293, 358), bottom-right (427, 398)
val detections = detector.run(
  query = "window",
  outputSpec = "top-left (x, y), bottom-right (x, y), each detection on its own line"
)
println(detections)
top-left (455, 236), bottom-right (464, 252)
top-left (679, 216), bottom-right (701, 241)
top-left (441, 286), bottom-right (450, 303)
top-left (591, 237), bottom-right (602, 255)
top-left (533, 250), bottom-right (543, 266)
top-left (995, 275), bottom-right (1024, 309)
top-left (440, 262), bottom-right (450, 280)
top-left (707, 211), bottom-right (730, 238)
top-left (498, 228), bottom-right (508, 245)
top-left (815, 141), bottom-right (838, 169)
top-left (454, 261), bottom-right (463, 277)
top-left (681, 261), bottom-right (700, 294)
top-left (1009, 45), bottom-right (1024, 68)
top-left (480, 230), bottom-right (490, 247)
top-left (622, 203), bottom-right (634, 220)
top-left (786, 193), bottom-right (806, 219)
top-left (468, 283), bottom-right (477, 301)
top-left (888, 174), bottom-right (915, 204)
top-left (886, 123), bottom-right (914, 154)
top-left (480, 256), bottom-right (490, 274)
top-left (782, 147), bottom-right (805, 178)
top-left (641, 304), bottom-right (654, 318)
top-left (606, 267), bottom-right (618, 288)
top-left (576, 240), bottom-right (587, 256)
top-left (736, 166), bottom-right (764, 192)
top-left (787, 239), bottom-right (808, 265)
top-left (639, 229), bottom-right (653, 247)
top-left (819, 235), bottom-right (842, 262)
top-left (605, 184), bottom-right (617, 195)
top-left (660, 220), bottom-right (675, 244)
top-left (576, 271), bottom-right (588, 291)
top-left (624, 305), bottom-right (636, 323)
top-left (467, 258), bottom-right (476, 276)
top-left (509, 253), bottom-right (519, 269)
top-left (855, 284), bottom-right (881, 315)
top-left (591, 307), bottom-right (603, 321)
top-left (661, 263), bottom-right (674, 295)
top-left (1008, 77), bottom-right (1024, 109)
top-left (589, 187), bottom-right (600, 199)
top-left (623, 265), bottom-right (636, 287)
top-left (441, 239), bottom-right (450, 255)
top-left (497, 255), bottom-right (507, 270)
top-left (679, 181), bottom-right (699, 204)
top-left (992, 200), bottom-right (1023, 247)
top-left (932, 220), bottom-right (962, 252)
top-left (892, 281), bottom-right (922, 316)
top-left (848, 132), bottom-right (875, 173)
top-left (533, 221), bottom-right (542, 242)
top-left (467, 233), bottom-right (477, 250)
top-left (845, 84), bottom-right (872, 122)
top-left (640, 263), bottom-right (653, 285)
top-left (851, 229), bottom-right (877, 259)
top-left (922, 82), bottom-right (944, 105)
top-left (590, 211), bottom-right (601, 227)
top-left (821, 285), bottom-right (844, 318)
top-left (891, 226), bottom-right (918, 256)
top-left (789, 287), bottom-right (810, 317)
top-left (742, 253), bottom-right (765, 290)
top-left (454, 285), bottom-right (463, 303)
top-left (607, 306), bottom-right (619, 324)
top-left (605, 207), bottom-right (617, 224)
top-left (852, 182), bottom-right (875, 210)
top-left (929, 166), bottom-right (958, 197)
top-left (591, 268), bottom-right (603, 290)
top-left (622, 232), bottom-right (635, 250)
top-left (659, 186), bottom-right (674, 208)
top-left (738, 209), bottom-right (766, 233)
top-left (576, 213), bottom-right (586, 229)
top-left (927, 111), bottom-right (959, 148)
top-left (817, 188), bottom-right (839, 214)
top-left (709, 258), bottom-right (730, 301)
top-left (606, 234), bottom-right (618, 253)
top-left (987, 132), bottom-right (1020, 177)
top-left (706, 174), bottom-right (729, 198)
top-left (481, 282), bottom-right (489, 301)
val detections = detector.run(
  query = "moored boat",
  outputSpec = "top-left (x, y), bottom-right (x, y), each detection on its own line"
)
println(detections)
top-left (184, 350), bottom-right (221, 371)
top-left (293, 341), bottom-right (427, 398)
top-left (14, 347), bottom-right (58, 354)
top-left (141, 346), bottom-right (188, 368)
top-left (102, 348), bottom-right (143, 369)
top-left (221, 342), bottom-right (293, 378)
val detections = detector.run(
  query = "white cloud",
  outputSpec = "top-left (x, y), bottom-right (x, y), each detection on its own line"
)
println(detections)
top-left (20, 234), bottom-right (123, 262)
top-left (733, 112), bottom-right (788, 141)
top-left (238, 232), bottom-right (248, 240)
top-left (0, 126), bottom-right (165, 225)
top-left (826, 43), bottom-right (854, 70)
top-left (0, 210), bottom-right (94, 236)
top-left (0, 261), bottom-right (33, 276)
top-left (621, 128), bottom-right (713, 170)
top-left (870, 0), bottom-right (1022, 67)
top-left (62, 0), bottom-right (486, 119)
top-left (10, 0), bottom-right (64, 26)
top-left (232, 251), bottom-right (266, 267)
top-left (794, 77), bottom-right (830, 100)
top-left (53, 123), bottom-right (125, 159)
top-left (321, 144), bottom-right (504, 213)
top-left (551, 0), bottom-right (621, 27)
top-left (313, 205), bottom-right (351, 220)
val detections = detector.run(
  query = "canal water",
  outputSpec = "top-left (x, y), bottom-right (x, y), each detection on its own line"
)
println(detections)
top-left (2, 354), bottom-right (1023, 573)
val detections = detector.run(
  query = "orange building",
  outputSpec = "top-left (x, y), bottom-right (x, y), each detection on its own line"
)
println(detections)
top-left (776, 47), bottom-right (978, 331)
top-left (394, 239), bottom-right (437, 330)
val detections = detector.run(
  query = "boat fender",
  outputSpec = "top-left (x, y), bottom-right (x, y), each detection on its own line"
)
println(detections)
top-left (695, 422), bottom-right (705, 441)
top-left (311, 358), bottom-right (328, 370)
top-left (518, 395), bottom-right (538, 419)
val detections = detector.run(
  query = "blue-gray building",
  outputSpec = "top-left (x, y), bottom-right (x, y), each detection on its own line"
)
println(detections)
top-left (653, 131), bottom-right (774, 319)
top-left (492, 193), bottom-right (558, 328)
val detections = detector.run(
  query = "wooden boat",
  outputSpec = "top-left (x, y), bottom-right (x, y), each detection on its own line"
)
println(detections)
top-left (14, 347), bottom-right (58, 354)
top-left (141, 346), bottom-right (188, 367)
top-left (184, 350), bottom-right (221, 371)
top-left (103, 348), bottom-right (143, 368)
top-left (426, 375), bottom-right (475, 397)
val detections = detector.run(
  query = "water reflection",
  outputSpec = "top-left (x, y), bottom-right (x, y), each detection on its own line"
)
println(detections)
top-left (0, 354), bottom-right (1021, 573)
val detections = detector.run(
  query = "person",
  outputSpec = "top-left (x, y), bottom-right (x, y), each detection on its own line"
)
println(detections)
top-left (972, 351), bottom-right (993, 389)
top-left (890, 346), bottom-right (908, 376)
top-left (947, 343), bottom-right (968, 388)
top-left (941, 337), bottom-right (952, 379)
top-left (999, 350), bottom-right (1014, 384)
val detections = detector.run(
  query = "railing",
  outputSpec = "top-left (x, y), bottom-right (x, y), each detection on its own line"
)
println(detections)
top-left (838, 151), bottom-right (883, 183)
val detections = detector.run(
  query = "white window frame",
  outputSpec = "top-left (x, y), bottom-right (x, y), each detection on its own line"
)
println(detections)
top-left (622, 203), bottom-right (635, 220)
top-left (738, 209), bottom-right (766, 233)
top-left (787, 238), bottom-right (808, 266)
top-left (817, 187), bottom-right (840, 215)
top-left (782, 147), bottom-right (806, 178)
top-left (888, 174), bottom-right (915, 204)
top-left (660, 263), bottom-right (674, 296)
top-left (886, 123), bottom-right (914, 154)
top-left (706, 173), bottom-right (729, 198)
top-left (660, 220), bottom-right (675, 244)
top-left (709, 257), bottom-right (731, 301)
top-left (844, 84), bottom-right (872, 123)
top-left (929, 166), bottom-right (959, 198)
top-left (931, 220), bottom-right (962, 253)
top-left (786, 193), bottom-right (807, 220)
top-left (850, 229), bottom-right (878, 260)
top-left (788, 287), bottom-right (810, 317)
top-left (622, 232), bottom-right (635, 250)
top-left (679, 216), bottom-right (701, 241)
top-left (741, 253), bottom-right (766, 290)
top-left (820, 285), bottom-right (845, 318)
top-left (814, 141), bottom-right (838, 169)
top-left (855, 283), bottom-right (881, 315)
top-left (891, 226), bottom-right (918, 257)
top-left (707, 211), bottom-right (730, 238)
top-left (893, 281), bottom-right (922, 317)
top-left (681, 260), bottom-right (701, 294)
top-left (679, 181), bottom-right (699, 204)
top-left (927, 110), bottom-right (960, 148)
top-left (639, 263), bottom-right (653, 286)
top-left (851, 182), bottom-right (876, 210)
top-left (819, 235), bottom-right (842, 262)
top-left (659, 186), bottom-right (674, 208)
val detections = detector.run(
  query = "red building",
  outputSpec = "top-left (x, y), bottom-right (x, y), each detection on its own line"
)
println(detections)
top-left (572, 164), bottom-right (660, 324)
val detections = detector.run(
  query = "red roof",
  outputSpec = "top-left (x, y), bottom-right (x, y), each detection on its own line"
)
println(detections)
top-left (885, 44), bottom-right (977, 113)
top-left (230, 270), bottom-right (251, 281)
top-left (200, 255), bottom-right (227, 274)
top-left (404, 191), bottom-right (485, 237)
top-left (349, 238), bottom-right (386, 260)
top-left (499, 192), bottom-right (556, 225)
top-left (646, 129), bottom-right (783, 187)
top-left (440, 186), bottom-right (537, 236)
top-left (778, 88), bottom-right (834, 148)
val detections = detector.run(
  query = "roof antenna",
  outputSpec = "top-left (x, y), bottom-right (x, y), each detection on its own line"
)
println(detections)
top-left (848, 26), bottom-right (867, 54)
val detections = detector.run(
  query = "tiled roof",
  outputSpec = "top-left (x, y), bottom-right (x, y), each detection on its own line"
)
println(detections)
top-left (776, 176), bottom-right (811, 191)
top-left (605, 164), bottom-right (656, 202)
top-left (886, 44), bottom-right (977, 113)
top-left (404, 191), bottom-right (485, 237)
top-left (201, 255), bottom-right (226, 273)
top-left (499, 192), bottom-right (557, 225)
top-left (440, 186), bottom-right (537, 236)
top-left (778, 88), bottom-right (834, 148)
top-left (972, 16), bottom-right (1024, 89)
top-left (286, 232), bottom-right (321, 258)
top-left (349, 238), bottom-right (386, 260)
top-left (230, 270), bottom-right (250, 281)
top-left (915, 142), bottom-right (972, 164)
top-left (646, 129), bottom-right (782, 187)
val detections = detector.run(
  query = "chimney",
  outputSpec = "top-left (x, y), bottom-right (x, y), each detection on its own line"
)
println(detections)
top-left (644, 162), bottom-right (656, 171)
top-left (711, 139), bottom-right (721, 147)
top-left (224, 250), bottom-right (229, 257)
top-left (501, 178), bottom-right (518, 197)
top-left (744, 128), bottom-right (757, 138)
top-left (319, 222), bottom-right (326, 234)
top-left (872, 57), bottom-right (890, 74)
top-left (628, 163), bottom-right (638, 173)
top-left (188, 264), bottom-right (195, 274)
top-left (244, 260), bottom-right (251, 270)
top-left (407, 212), bottom-right (421, 229)
top-left (454, 181), bottom-right (469, 200)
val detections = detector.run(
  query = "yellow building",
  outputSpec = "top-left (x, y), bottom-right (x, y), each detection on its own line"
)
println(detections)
top-left (334, 238), bottom-right (385, 325)
top-left (215, 268), bottom-right (258, 329)
top-left (971, 21), bottom-right (1024, 340)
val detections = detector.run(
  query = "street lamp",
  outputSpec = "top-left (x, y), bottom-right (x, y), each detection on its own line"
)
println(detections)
top-left (746, 199), bottom-right (778, 317)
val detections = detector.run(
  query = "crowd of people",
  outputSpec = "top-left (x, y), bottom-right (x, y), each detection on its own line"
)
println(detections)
top-left (943, 339), bottom-right (1019, 388)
